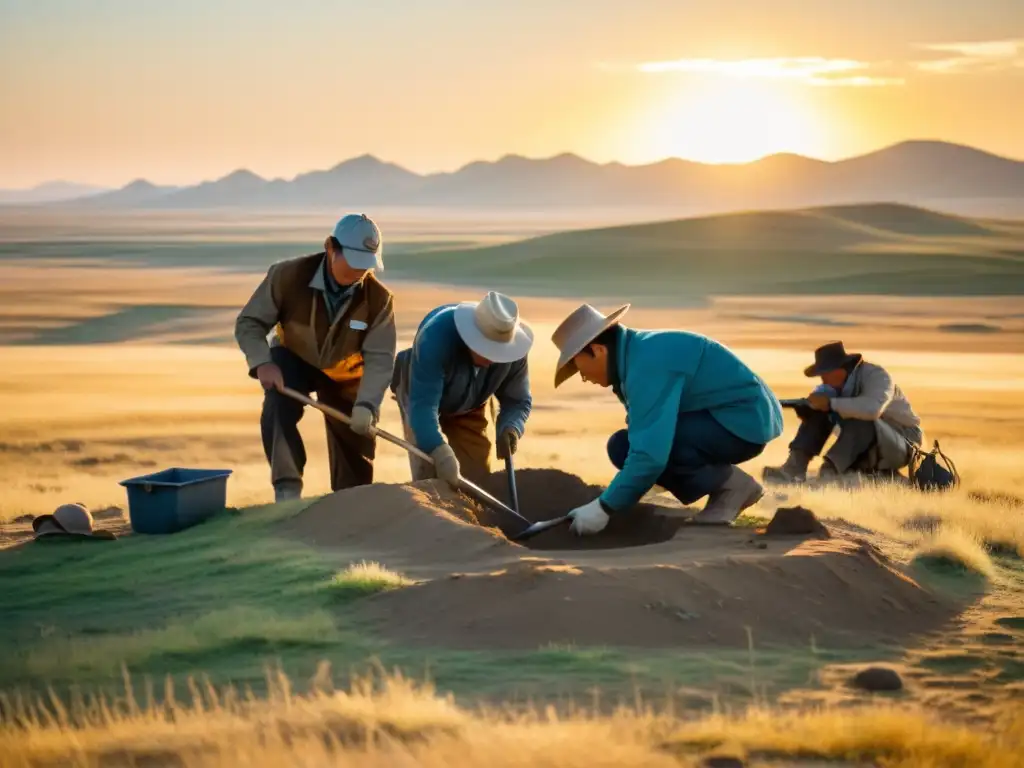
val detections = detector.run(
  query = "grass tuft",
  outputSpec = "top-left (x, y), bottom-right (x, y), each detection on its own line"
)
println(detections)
top-left (911, 527), bottom-right (996, 579)
top-left (325, 561), bottom-right (414, 600)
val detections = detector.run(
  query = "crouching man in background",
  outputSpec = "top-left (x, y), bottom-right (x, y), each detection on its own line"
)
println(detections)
top-left (391, 292), bottom-right (533, 489)
top-left (234, 213), bottom-right (397, 502)
top-left (551, 303), bottom-right (784, 535)
top-left (763, 341), bottom-right (923, 484)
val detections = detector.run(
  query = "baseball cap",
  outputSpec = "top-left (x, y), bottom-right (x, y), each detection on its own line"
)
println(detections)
top-left (331, 213), bottom-right (383, 270)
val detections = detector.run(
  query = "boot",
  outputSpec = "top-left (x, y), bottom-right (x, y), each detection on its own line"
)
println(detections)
top-left (274, 480), bottom-right (302, 503)
top-left (693, 466), bottom-right (764, 525)
top-left (762, 450), bottom-right (812, 484)
top-left (810, 458), bottom-right (864, 489)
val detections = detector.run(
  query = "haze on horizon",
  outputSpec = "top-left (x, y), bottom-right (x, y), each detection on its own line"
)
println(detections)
top-left (1, 0), bottom-right (1023, 189)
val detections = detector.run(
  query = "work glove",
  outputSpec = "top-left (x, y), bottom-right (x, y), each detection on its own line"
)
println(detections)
top-left (349, 404), bottom-right (376, 437)
top-left (430, 443), bottom-right (461, 489)
top-left (496, 428), bottom-right (519, 460)
top-left (567, 497), bottom-right (610, 536)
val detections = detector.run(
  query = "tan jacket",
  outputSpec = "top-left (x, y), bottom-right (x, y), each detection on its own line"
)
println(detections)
top-left (234, 253), bottom-right (397, 415)
top-left (830, 360), bottom-right (923, 469)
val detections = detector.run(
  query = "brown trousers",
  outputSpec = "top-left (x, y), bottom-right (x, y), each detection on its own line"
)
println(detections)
top-left (261, 345), bottom-right (374, 492)
top-left (398, 399), bottom-right (493, 487)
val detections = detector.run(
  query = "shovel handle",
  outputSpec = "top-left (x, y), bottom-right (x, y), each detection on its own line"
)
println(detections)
top-left (505, 452), bottom-right (520, 515)
top-left (279, 387), bottom-right (435, 464)
top-left (278, 386), bottom-right (529, 526)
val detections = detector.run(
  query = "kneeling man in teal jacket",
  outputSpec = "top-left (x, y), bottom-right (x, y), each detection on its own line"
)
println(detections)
top-left (551, 303), bottom-right (784, 535)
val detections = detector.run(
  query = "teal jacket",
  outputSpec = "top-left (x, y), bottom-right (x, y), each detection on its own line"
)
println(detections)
top-left (600, 326), bottom-right (783, 511)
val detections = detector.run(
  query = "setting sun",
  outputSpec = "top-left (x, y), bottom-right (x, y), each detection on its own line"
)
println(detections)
top-left (644, 78), bottom-right (829, 164)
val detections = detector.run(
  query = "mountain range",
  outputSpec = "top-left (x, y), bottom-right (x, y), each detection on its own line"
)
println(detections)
top-left (0, 181), bottom-right (109, 205)
top-left (7, 140), bottom-right (1024, 214)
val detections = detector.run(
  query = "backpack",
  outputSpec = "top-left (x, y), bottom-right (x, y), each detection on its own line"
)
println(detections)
top-left (908, 440), bottom-right (960, 492)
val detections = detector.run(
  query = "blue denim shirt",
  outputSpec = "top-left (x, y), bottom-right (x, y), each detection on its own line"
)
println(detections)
top-left (393, 305), bottom-right (532, 454)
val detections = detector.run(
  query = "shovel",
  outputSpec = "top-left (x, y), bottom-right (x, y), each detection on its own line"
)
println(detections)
top-left (500, 451), bottom-right (572, 541)
top-left (279, 387), bottom-right (531, 529)
top-left (510, 513), bottom-right (571, 541)
top-left (504, 451), bottom-right (520, 516)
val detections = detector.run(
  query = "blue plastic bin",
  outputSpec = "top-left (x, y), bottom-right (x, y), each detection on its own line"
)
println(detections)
top-left (119, 467), bottom-right (233, 535)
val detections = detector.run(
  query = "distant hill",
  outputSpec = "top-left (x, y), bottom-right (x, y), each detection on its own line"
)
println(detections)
top-left (82, 179), bottom-right (182, 207)
top-left (0, 181), bottom-right (108, 204)
top-left (382, 202), bottom-right (1024, 299)
top-left (19, 140), bottom-right (1024, 215)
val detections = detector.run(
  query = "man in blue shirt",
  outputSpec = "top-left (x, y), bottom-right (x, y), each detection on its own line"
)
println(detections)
top-left (390, 292), bottom-right (534, 487)
top-left (551, 303), bottom-right (784, 535)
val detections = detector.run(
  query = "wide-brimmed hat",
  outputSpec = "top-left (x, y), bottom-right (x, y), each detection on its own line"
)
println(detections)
top-left (804, 341), bottom-right (862, 377)
top-left (32, 503), bottom-right (117, 540)
top-left (552, 303), bottom-right (630, 387)
top-left (453, 292), bottom-right (534, 364)
top-left (331, 213), bottom-right (383, 270)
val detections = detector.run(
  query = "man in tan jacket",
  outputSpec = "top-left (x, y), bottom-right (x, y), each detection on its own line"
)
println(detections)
top-left (763, 341), bottom-right (923, 484)
top-left (234, 213), bottom-right (397, 502)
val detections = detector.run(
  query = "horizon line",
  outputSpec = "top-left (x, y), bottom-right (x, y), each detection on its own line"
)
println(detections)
top-left (6, 137), bottom-right (1023, 193)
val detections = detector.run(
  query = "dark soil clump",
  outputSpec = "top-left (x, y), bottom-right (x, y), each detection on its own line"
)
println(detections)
top-left (762, 506), bottom-right (830, 538)
top-left (473, 468), bottom-right (686, 550)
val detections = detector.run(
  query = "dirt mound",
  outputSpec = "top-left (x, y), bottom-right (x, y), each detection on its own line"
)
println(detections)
top-left (360, 537), bottom-right (959, 650)
top-left (276, 482), bottom-right (510, 569)
top-left (761, 506), bottom-right (830, 538)
top-left (278, 469), bottom-right (962, 650)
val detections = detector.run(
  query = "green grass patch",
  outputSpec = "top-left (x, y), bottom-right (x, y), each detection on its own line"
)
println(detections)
top-left (0, 496), bottom-right (912, 709)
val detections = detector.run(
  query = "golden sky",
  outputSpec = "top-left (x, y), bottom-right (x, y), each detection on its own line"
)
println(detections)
top-left (1, 0), bottom-right (1022, 187)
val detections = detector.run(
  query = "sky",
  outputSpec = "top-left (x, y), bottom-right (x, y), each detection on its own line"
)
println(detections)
top-left (1, 0), bottom-right (1023, 188)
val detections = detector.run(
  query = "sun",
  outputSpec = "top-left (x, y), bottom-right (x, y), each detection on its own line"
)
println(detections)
top-left (645, 78), bottom-right (828, 163)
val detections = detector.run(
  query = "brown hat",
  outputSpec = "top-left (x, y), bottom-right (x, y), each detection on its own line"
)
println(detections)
top-left (804, 341), bottom-right (862, 377)
top-left (551, 303), bottom-right (630, 387)
top-left (32, 503), bottom-right (117, 540)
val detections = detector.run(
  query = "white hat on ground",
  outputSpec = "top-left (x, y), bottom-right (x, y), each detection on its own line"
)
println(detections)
top-left (453, 292), bottom-right (534, 364)
top-left (32, 502), bottom-right (117, 540)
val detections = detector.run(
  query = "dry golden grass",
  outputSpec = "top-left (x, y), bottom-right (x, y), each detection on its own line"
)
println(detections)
top-left (2, 669), bottom-right (1023, 768)
top-left (4, 295), bottom-right (1022, 562)
top-left (2, 255), bottom-right (1024, 765)
top-left (912, 528), bottom-right (998, 579)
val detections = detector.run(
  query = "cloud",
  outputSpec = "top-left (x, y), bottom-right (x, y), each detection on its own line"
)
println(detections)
top-left (635, 56), bottom-right (903, 86)
top-left (913, 38), bottom-right (1024, 74)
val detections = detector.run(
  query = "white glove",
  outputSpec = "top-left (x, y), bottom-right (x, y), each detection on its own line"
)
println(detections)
top-left (568, 497), bottom-right (610, 536)
top-left (349, 404), bottom-right (376, 437)
top-left (430, 443), bottom-right (461, 489)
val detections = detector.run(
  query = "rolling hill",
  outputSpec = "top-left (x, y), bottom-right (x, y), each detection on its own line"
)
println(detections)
top-left (21, 141), bottom-right (1024, 214)
top-left (382, 203), bottom-right (1024, 299)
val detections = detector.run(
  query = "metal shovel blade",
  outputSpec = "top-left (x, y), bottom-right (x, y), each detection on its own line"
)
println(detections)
top-left (511, 514), bottom-right (571, 541)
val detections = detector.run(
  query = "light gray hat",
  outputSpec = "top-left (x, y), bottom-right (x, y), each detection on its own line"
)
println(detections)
top-left (32, 503), bottom-right (117, 540)
top-left (331, 213), bottom-right (383, 270)
top-left (453, 292), bottom-right (534, 364)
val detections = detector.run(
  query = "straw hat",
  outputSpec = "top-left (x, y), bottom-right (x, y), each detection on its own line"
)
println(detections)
top-left (551, 303), bottom-right (630, 387)
top-left (453, 292), bottom-right (534, 364)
